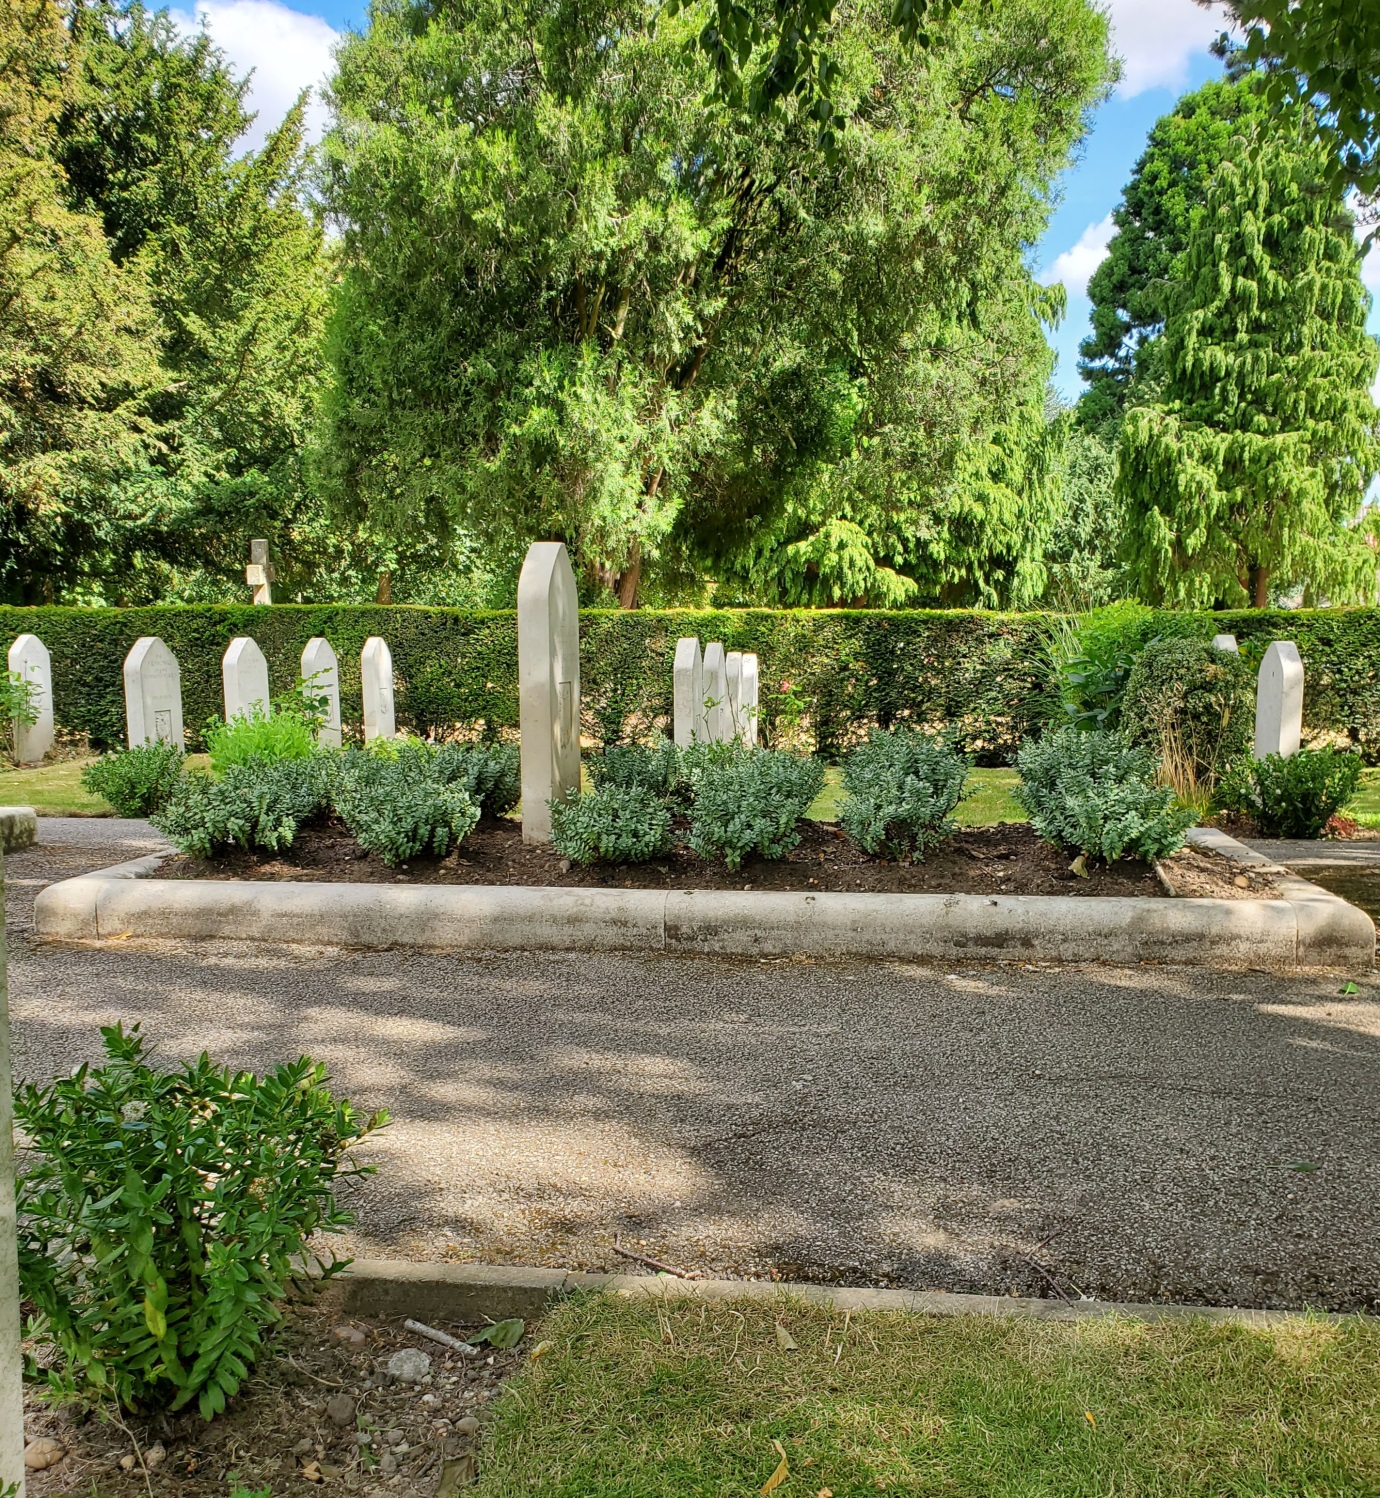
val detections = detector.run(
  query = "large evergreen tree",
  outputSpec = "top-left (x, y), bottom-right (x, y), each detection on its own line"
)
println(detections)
top-left (1117, 119), bottom-right (1380, 609)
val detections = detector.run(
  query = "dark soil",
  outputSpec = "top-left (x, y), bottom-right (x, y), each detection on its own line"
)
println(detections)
top-left (24, 1298), bottom-right (522, 1498)
top-left (160, 818), bottom-right (1272, 901)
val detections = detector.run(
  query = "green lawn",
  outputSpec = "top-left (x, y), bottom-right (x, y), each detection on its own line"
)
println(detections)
top-left (474, 1296), bottom-right (1380, 1497)
top-left (1347, 768), bottom-right (1380, 829)
top-left (807, 765), bottom-right (1025, 826)
top-left (0, 757), bottom-right (110, 815)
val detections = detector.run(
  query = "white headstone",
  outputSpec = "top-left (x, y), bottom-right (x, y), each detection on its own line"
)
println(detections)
top-left (301, 637), bottom-right (341, 749)
top-left (1211, 633), bottom-right (1239, 653)
top-left (673, 637), bottom-right (704, 748)
top-left (702, 642), bottom-right (728, 743)
top-left (7, 634), bottom-right (52, 765)
top-left (738, 652), bottom-right (760, 747)
top-left (1255, 640), bottom-right (1304, 759)
top-left (725, 651), bottom-right (743, 740)
top-left (361, 637), bottom-right (396, 742)
top-left (123, 637), bottom-right (183, 749)
top-left (222, 637), bottom-right (271, 722)
top-left (518, 542), bottom-right (581, 843)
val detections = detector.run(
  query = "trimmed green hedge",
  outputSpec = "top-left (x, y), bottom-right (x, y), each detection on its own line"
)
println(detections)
top-left (3, 604), bottom-right (1379, 764)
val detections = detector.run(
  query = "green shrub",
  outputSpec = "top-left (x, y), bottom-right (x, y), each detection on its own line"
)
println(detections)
top-left (1, 669), bottom-right (39, 763)
top-left (588, 739), bottom-right (678, 797)
top-left (16, 1022), bottom-right (385, 1417)
top-left (206, 704), bottom-right (319, 774)
top-left (1121, 638), bottom-right (1254, 795)
top-left (840, 728), bottom-right (968, 861)
top-left (1215, 748), bottom-right (1364, 838)
top-left (80, 742), bottom-right (185, 817)
top-left (331, 749), bottom-right (479, 865)
top-left (1015, 727), bottom-right (1194, 863)
top-left (689, 750), bottom-right (824, 870)
top-left (551, 785), bottom-right (673, 865)
top-left (431, 741), bottom-right (521, 817)
top-left (153, 756), bottom-right (329, 858)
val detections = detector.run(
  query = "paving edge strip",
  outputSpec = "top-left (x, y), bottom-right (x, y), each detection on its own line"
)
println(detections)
top-left (323, 1258), bottom-right (1350, 1328)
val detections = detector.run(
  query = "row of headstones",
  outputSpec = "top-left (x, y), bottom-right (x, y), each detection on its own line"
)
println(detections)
top-left (672, 637), bottom-right (759, 748)
top-left (1213, 634), bottom-right (1305, 758)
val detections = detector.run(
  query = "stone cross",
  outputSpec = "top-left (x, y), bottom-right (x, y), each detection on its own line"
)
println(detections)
top-left (360, 637), bottom-right (396, 742)
top-left (301, 637), bottom-right (342, 748)
top-left (1211, 633), bottom-right (1239, 653)
top-left (738, 652), bottom-right (760, 746)
top-left (7, 634), bottom-right (53, 765)
top-left (245, 539), bottom-right (275, 605)
top-left (0, 854), bottom-right (23, 1498)
top-left (702, 642), bottom-right (727, 743)
top-left (123, 637), bottom-right (183, 748)
top-left (1255, 640), bottom-right (1304, 759)
top-left (222, 637), bottom-right (271, 722)
top-left (673, 637), bottom-right (704, 748)
top-left (517, 541), bottom-right (580, 843)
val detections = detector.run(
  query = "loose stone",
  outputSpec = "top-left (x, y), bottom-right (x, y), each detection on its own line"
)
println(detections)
top-left (25, 1438), bottom-right (66, 1471)
top-left (326, 1392), bottom-right (356, 1426)
top-left (387, 1347), bottom-right (432, 1382)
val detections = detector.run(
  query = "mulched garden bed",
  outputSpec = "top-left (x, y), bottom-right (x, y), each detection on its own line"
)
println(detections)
top-left (24, 1298), bottom-right (522, 1498)
top-left (160, 818), bottom-right (1277, 901)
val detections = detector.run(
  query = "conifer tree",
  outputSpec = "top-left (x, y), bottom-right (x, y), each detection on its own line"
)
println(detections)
top-left (1117, 120), bottom-right (1380, 609)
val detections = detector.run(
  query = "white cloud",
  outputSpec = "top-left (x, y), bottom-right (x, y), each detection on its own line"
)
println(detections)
top-left (1039, 213), bottom-right (1117, 295)
top-left (170, 0), bottom-right (339, 151)
top-left (1362, 242), bottom-right (1380, 293)
top-left (1102, 0), bottom-right (1229, 98)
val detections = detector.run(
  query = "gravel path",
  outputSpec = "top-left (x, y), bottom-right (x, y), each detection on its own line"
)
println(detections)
top-left (5, 825), bottom-right (1379, 1312)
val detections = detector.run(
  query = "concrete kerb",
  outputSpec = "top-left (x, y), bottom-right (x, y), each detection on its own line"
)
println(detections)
top-left (323, 1258), bottom-right (1349, 1330)
top-left (31, 830), bottom-right (1375, 970)
top-left (0, 808), bottom-right (36, 855)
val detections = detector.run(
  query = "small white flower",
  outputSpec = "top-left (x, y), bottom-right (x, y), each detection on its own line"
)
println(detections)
top-left (120, 1101), bottom-right (148, 1123)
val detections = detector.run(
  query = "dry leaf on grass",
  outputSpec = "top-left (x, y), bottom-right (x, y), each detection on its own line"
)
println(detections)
top-left (760, 1438), bottom-right (789, 1494)
top-left (775, 1322), bottom-right (798, 1352)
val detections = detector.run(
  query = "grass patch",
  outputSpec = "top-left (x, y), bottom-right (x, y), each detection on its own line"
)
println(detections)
top-left (0, 757), bottom-right (111, 815)
top-left (475, 1296), bottom-right (1380, 1497)
top-left (1345, 767), bottom-right (1380, 830)
top-left (807, 765), bottom-right (1025, 827)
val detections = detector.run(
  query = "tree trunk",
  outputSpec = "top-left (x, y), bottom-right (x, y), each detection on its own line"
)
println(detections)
top-left (376, 570), bottom-right (393, 605)
top-left (1250, 564), bottom-right (1269, 609)
top-left (615, 540), bottom-right (641, 609)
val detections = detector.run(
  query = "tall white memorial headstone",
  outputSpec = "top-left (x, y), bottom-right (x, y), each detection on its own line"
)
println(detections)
top-left (1211, 633), bottom-right (1239, 653)
top-left (673, 637), bottom-right (704, 748)
top-left (7, 634), bottom-right (52, 765)
top-left (123, 637), bottom-right (183, 748)
top-left (360, 637), bottom-right (396, 742)
top-left (738, 652), bottom-right (760, 746)
top-left (222, 637), bottom-right (271, 721)
top-left (0, 856), bottom-right (23, 1498)
top-left (518, 542), bottom-right (580, 844)
top-left (1255, 640), bottom-right (1304, 759)
top-left (702, 642), bottom-right (728, 744)
top-left (301, 637), bottom-right (342, 749)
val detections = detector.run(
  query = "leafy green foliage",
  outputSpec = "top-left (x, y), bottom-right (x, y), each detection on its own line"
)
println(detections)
top-left (152, 756), bottom-right (329, 858)
top-left (1216, 748), bottom-right (1364, 838)
top-left (430, 742), bottom-right (521, 818)
top-left (1, 668), bottom-right (40, 762)
top-left (16, 1022), bottom-right (385, 1417)
top-left (839, 729), bottom-right (968, 861)
top-left (1121, 638), bottom-right (1254, 791)
top-left (1117, 116), bottom-right (1380, 609)
top-left (331, 748), bottom-right (479, 865)
top-left (551, 786), bottom-right (673, 866)
top-left (205, 706), bottom-right (318, 775)
top-left (689, 750), bottom-right (824, 870)
top-left (80, 742), bottom-right (185, 816)
top-left (588, 741), bottom-right (679, 798)
top-left (1015, 727), bottom-right (1194, 862)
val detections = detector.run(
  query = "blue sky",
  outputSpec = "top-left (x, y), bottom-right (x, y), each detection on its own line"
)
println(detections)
top-left (177, 0), bottom-right (1380, 408)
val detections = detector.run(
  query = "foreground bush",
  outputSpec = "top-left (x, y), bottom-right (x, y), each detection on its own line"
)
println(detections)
top-left (431, 741), bottom-right (521, 817)
top-left (1016, 727), bottom-right (1194, 863)
top-left (331, 749), bottom-right (479, 864)
top-left (1121, 638), bottom-right (1254, 796)
top-left (840, 728), bottom-right (968, 861)
top-left (17, 1023), bottom-right (385, 1416)
top-left (689, 750), bottom-right (824, 870)
top-left (81, 742), bottom-right (186, 817)
top-left (152, 756), bottom-right (329, 857)
top-left (588, 740), bottom-right (679, 798)
top-left (1216, 748), bottom-right (1363, 837)
top-left (551, 785), bottom-right (672, 864)
top-left (206, 705), bottom-right (319, 775)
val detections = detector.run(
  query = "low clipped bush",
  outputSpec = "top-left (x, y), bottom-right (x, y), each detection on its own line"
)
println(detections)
top-left (152, 756), bottom-right (330, 858)
top-left (840, 728), bottom-right (968, 861)
top-left (80, 742), bottom-right (185, 817)
top-left (1215, 747), bottom-right (1364, 838)
top-left (205, 705), bottom-right (319, 774)
top-left (431, 742), bottom-right (521, 818)
top-left (551, 785), bottom-right (673, 865)
top-left (689, 749), bottom-right (824, 870)
top-left (331, 749), bottom-right (479, 865)
top-left (1121, 638), bottom-right (1254, 795)
top-left (17, 1022), bottom-right (384, 1416)
top-left (588, 739), bottom-right (679, 798)
top-left (1015, 727), bottom-right (1194, 863)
